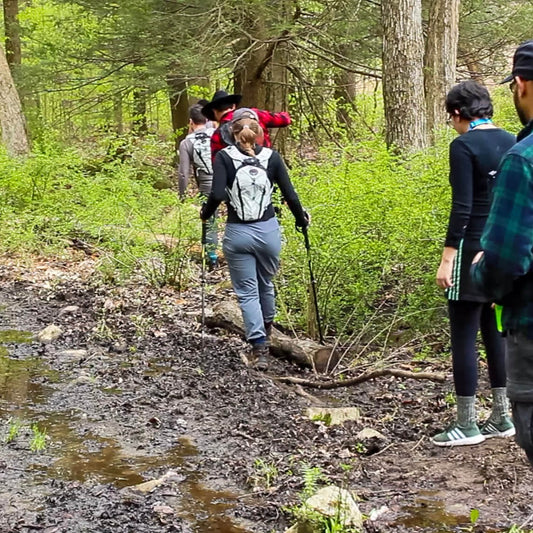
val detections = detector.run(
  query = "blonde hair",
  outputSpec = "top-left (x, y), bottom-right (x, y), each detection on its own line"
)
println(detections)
top-left (232, 119), bottom-right (261, 156)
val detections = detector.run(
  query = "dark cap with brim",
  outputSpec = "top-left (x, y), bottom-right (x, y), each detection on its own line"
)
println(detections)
top-left (201, 90), bottom-right (242, 121)
top-left (501, 40), bottom-right (533, 84)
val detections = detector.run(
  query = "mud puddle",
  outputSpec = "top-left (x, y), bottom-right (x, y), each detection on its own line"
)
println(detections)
top-left (394, 490), bottom-right (471, 531)
top-left (0, 344), bottom-right (251, 532)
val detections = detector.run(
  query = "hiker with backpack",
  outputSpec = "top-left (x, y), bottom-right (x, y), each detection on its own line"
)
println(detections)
top-left (201, 90), bottom-right (291, 161)
top-left (178, 104), bottom-right (219, 270)
top-left (200, 108), bottom-right (309, 371)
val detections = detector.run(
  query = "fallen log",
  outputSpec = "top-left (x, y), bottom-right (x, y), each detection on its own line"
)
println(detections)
top-left (274, 368), bottom-right (446, 390)
top-left (205, 300), bottom-right (339, 373)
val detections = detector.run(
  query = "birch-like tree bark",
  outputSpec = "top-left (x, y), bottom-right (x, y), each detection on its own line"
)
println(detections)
top-left (424, 0), bottom-right (460, 138)
top-left (0, 44), bottom-right (28, 156)
top-left (382, 0), bottom-right (428, 151)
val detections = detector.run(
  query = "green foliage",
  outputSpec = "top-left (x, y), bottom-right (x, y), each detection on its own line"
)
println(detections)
top-left (285, 465), bottom-right (360, 533)
top-left (252, 458), bottom-right (279, 489)
top-left (277, 137), bottom-right (450, 345)
top-left (0, 140), bottom-right (201, 290)
top-left (4, 418), bottom-right (23, 444)
top-left (30, 424), bottom-right (47, 452)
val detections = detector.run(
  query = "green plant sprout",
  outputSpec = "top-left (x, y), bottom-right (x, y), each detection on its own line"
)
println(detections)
top-left (30, 424), bottom-right (47, 452)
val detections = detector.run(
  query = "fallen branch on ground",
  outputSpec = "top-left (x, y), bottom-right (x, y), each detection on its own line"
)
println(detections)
top-left (273, 368), bottom-right (446, 389)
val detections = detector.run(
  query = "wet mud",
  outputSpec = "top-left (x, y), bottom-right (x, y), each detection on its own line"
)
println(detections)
top-left (0, 258), bottom-right (532, 532)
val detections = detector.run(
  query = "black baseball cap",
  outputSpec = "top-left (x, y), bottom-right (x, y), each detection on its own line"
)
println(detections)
top-left (502, 40), bottom-right (533, 83)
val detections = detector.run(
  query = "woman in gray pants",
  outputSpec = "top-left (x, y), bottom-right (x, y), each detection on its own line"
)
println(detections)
top-left (200, 108), bottom-right (308, 370)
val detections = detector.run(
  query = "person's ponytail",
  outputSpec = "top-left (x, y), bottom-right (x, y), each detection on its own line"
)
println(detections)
top-left (232, 119), bottom-right (261, 156)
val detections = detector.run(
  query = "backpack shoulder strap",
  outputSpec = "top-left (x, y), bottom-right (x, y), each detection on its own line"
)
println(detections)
top-left (223, 145), bottom-right (250, 167)
top-left (256, 147), bottom-right (273, 166)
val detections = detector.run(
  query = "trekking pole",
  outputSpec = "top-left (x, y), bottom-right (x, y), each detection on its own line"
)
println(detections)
top-left (300, 225), bottom-right (325, 345)
top-left (201, 220), bottom-right (207, 352)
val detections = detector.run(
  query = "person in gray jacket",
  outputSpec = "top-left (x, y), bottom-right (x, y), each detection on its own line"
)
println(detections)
top-left (178, 104), bottom-right (218, 269)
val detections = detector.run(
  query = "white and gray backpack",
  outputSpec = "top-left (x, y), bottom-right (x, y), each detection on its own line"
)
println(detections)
top-left (187, 128), bottom-right (214, 175)
top-left (224, 145), bottom-right (273, 222)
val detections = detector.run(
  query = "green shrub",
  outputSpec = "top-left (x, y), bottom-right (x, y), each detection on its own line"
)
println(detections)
top-left (278, 137), bottom-right (451, 345)
top-left (0, 144), bottom-right (200, 290)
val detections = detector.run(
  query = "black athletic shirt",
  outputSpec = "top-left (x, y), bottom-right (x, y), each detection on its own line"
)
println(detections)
top-left (202, 144), bottom-right (308, 227)
top-left (445, 128), bottom-right (515, 251)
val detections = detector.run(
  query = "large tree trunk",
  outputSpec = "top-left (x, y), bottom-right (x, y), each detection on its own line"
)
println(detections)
top-left (264, 40), bottom-right (290, 153)
top-left (382, 0), bottom-right (428, 151)
top-left (424, 0), bottom-right (460, 139)
top-left (167, 76), bottom-right (189, 156)
top-left (0, 44), bottom-right (29, 156)
top-left (234, 47), bottom-right (268, 109)
top-left (3, 0), bottom-right (21, 69)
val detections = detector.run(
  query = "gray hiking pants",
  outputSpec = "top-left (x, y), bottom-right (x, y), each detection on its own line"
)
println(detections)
top-left (223, 218), bottom-right (281, 343)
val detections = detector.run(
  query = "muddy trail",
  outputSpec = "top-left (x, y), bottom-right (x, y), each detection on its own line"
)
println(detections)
top-left (0, 257), bottom-right (532, 533)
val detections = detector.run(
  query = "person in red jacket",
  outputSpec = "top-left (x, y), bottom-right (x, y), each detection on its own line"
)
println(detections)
top-left (201, 90), bottom-right (291, 161)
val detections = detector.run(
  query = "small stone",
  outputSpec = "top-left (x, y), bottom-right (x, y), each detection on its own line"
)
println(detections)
top-left (111, 341), bottom-right (128, 353)
top-left (59, 305), bottom-right (80, 316)
top-left (130, 470), bottom-right (180, 493)
top-left (36, 325), bottom-right (63, 344)
top-left (369, 505), bottom-right (389, 521)
top-left (355, 428), bottom-right (387, 441)
top-left (152, 504), bottom-right (174, 515)
top-left (57, 349), bottom-right (88, 362)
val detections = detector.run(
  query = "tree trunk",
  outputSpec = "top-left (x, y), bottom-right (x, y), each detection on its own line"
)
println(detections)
top-left (424, 0), bottom-right (460, 139)
top-left (132, 89), bottom-right (148, 135)
top-left (264, 41), bottom-right (290, 153)
top-left (167, 76), bottom-right (189, 155)
top-left (113, 93), bottom-right (123, 135)
top-left (0, 44), bottom-right (29, 156)
top-left (3, 0), bottom-right (21, 69)
top-left (382, 0), bottom-right (428, 151)
top-left (234, 49), bottom-right (268, 109)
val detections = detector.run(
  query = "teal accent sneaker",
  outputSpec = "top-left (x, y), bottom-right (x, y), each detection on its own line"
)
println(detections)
top-left (480, 416), bottom-right (516, 439)
top-left (432, 422), bottom-right (485, 447)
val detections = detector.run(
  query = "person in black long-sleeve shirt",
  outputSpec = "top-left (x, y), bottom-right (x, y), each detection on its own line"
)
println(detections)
top-left (200, 108), bottom-right (308, 371)
top-left (433, 81), bottom-right (516, 447)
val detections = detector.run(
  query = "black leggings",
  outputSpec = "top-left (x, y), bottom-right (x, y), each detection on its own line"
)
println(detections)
top-left (448, 300), bottom-right (506, 397)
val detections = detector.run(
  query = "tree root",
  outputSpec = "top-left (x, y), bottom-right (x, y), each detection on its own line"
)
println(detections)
top-left (273, 368), bottom-right (446, 390)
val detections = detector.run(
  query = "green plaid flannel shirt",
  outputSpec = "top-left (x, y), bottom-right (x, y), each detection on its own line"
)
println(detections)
top-left (472, 119), bottom-right (533, 336)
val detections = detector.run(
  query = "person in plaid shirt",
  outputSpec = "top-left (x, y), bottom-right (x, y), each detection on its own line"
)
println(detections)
top-left (201, 90), bottom-right (291, 161)
top-left (472, 40), bottom-right (533, 465)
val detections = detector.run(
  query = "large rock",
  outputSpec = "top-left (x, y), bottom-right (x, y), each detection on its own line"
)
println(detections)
top-left (36, 325), bottom-right (63, 344)
top-left (306, 407), bottom-right (361, 426)
top-left (305, 486), bottom-right (363, 528)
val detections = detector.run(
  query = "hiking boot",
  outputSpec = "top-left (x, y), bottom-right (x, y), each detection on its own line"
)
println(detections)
top-left (480, 416), bottom-right (516, 439)
top-left (264, 321), bottom-right (273, 347)
top-left (207, 258), bottom-right (219, 272)
top-left (432, 422), bottom-right (485, 447)
top-left (252, 344), bottom-right (269, 371)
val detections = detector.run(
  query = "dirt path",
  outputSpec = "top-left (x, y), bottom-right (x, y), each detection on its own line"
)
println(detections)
top-left (0, 257), bottom-right (532, 533)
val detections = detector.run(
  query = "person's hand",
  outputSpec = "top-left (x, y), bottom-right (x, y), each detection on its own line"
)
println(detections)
top-left (472, 251), bottom-right (484, 264)
top-left (199, 202), bottom-right (208, 220)
top-left (296, 210), bottom-right (311, 231)
top-left (436, 259), bottom-right (454, 289)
